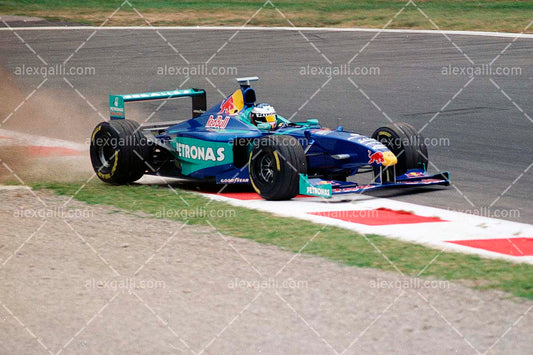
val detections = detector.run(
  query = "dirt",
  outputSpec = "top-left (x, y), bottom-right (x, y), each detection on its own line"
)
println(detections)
top-left (0, 67), bottom-right (95, 183)
top-left (0, 67), bottom-right (174, 184)
top-left (0, 187), bottom-right (531, 354)
top-left (0, 68), bottom-right (97, 143)
top-left (0, 151), bottom-right (92, 183)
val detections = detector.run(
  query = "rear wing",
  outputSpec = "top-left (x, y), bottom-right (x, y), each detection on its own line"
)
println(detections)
top-left (109, 88), bottom-right (206, 120)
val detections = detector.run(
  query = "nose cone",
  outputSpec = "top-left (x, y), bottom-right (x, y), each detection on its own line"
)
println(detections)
top-left (382, 151), bottom-right (397, 166)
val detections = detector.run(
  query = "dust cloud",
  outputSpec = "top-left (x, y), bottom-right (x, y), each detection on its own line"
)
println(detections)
top-left (0, 67), bottom-right (95, 183)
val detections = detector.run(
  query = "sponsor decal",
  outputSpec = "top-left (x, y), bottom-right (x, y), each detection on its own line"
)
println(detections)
top-left (406, 171), bottom-right (425, 178)
top-left (171, 137), bottom-right (232, 175)
top-left (359, 137), bottom-right (386, 150)
top-left (176, 142), bottom-right (225, 162)
top-left (348, 134), bottom-right (387, 150)
top-left (110, 106), bottom-right (123, 111)
top-left (216, 89), bottom-right (244, 117)
top-left (335, 186), bottom-right (374, 193)
top-left (368, 150), bottom-right (385, 165)
top-left (109, 95), bottom-right (125, 118)
top-left (206, 115), bottom-right (230, 129)
top-left (218, 96), bottom-right (238, 115)
top-left (306, 185), bottom-right (331, 197)
top-left (403, 178), bottom-right (441, 185)
top-left (219, 177), bottom-right (250, 184)
top-left (299, 174), bottom-right (332, 197)
top-left (111, 112), bottom-right (124, 118)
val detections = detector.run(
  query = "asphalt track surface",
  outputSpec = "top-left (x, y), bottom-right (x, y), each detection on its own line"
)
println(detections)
top-left (1, 25), bottom-right (532, 222)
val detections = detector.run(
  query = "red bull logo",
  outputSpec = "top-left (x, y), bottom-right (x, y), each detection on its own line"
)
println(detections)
top-left (217, 96), bottom-right (238, 115)
top-left (368, 150), bottom-right (385, 165)
top-left (206, 115), bottom-right (230, 129)
top-left (407, 171), bottom-right (425, 177)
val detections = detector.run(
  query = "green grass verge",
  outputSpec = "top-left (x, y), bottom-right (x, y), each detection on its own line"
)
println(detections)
top-left (1, 1), bottom-right (532, 33)
top-left (33, 181), bottom-right (533, 300)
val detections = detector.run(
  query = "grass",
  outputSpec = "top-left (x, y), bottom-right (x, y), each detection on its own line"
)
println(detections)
top-left (1, 1), bottom-right (532, 33)
top-left (33, 181), bottom-right (533, 300)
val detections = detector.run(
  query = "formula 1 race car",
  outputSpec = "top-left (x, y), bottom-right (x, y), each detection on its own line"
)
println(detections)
top-left (90, 77), bottom-right (449, 200)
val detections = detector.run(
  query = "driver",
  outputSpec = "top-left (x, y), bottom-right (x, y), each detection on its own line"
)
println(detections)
top-left (250, 103), bottom-right (278, 129)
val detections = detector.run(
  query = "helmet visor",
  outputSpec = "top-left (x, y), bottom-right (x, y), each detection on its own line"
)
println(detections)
top-left (254, 113), bottom-right (276, 124)
top-left (264, 114), bottom-right (276, 124)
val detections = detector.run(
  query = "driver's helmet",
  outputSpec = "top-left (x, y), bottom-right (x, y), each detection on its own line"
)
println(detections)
top-left (251, 103), bottom-right (277, 129)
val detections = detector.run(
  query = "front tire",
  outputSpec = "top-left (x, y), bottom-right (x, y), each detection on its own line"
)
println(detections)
top-left (248, 135), bottom-right (307, 200)
top-left (90, 119), bottom-right (149, 184)
top-left (371, 122), bottom-right (428, 177)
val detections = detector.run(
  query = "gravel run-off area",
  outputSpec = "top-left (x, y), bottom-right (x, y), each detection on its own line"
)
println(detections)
top-left (0, 188), bottom-right (532, 354)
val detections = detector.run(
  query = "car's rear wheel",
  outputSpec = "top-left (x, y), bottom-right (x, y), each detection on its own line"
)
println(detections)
top-left (90, 119), bottom-right (149, 184)
top-left (248, 135), bottom-right (307, 200)
top-left (371, 122), bottom-right (428, 179)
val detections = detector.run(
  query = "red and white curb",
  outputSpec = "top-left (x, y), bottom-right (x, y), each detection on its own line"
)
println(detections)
top-left (204, 192), bottom-right (533, 265)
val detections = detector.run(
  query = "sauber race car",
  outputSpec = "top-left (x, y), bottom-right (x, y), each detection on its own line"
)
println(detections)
top-left (90, 77), bottom-right (449, 200)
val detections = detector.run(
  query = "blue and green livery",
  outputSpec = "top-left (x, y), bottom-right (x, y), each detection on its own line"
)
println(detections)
top-left (90, 77), bottom-right (449, 200)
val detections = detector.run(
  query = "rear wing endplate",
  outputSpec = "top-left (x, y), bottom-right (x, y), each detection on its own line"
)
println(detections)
top-left (109, 88), bottom-right (206, 120)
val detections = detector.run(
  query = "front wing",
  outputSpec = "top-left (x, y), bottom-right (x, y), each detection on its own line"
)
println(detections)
top-left (299, 169), bottom-right (450, 198)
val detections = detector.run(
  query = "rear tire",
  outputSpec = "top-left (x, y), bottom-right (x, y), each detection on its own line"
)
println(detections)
top-left (90, 119), bottom-right (149, 184)
top-left (371, 122), bottom-right (428, 177)
top-left (248, 135), bottom-right (307, 200)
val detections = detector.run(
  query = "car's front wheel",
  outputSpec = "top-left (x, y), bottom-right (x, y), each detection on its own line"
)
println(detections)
top-left (371, 122), bottom-right (428, 180)
top-left (248, 135), bottom-right (307, 200)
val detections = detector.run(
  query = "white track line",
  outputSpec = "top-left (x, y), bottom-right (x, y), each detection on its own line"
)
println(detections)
top-left (1, 25), bottom-right (532, 39)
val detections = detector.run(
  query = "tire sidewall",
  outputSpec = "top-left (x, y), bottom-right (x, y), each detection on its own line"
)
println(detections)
top-left (90, 122), bottom-right (121, 182)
